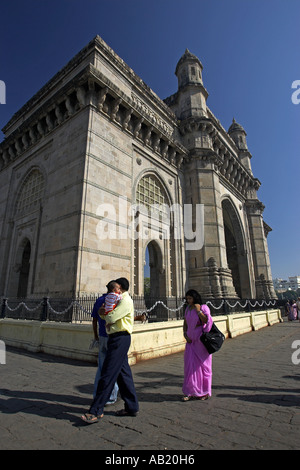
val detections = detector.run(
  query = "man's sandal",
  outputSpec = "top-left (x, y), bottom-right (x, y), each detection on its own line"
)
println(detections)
top-left (81, 413), bottom-right (104, 424)
top-left (115, 409), bottom-right (138, 417)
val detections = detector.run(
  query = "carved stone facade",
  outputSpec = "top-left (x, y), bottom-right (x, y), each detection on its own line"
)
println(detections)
top-left (0, 38), bottom-right (276, 299)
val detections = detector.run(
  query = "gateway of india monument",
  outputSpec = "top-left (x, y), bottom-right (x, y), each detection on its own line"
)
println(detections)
top-left (0, 36), bottom-right (276, 301)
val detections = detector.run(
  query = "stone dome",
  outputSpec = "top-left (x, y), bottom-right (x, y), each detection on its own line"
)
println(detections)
top-left (228, 118), bottom-right (246, 135)
top-left (175, 49), bottom-right (203, 75)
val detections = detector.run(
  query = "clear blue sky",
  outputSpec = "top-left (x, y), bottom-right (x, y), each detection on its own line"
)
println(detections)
top-left (0, 0), bottom-right (299, 280)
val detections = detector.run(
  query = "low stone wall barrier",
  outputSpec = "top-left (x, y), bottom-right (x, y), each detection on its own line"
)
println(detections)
top-left (0, 309), bottom-right (282, 365)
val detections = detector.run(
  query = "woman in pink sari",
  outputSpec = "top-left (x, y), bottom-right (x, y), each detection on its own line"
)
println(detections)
top-left (182, 289), bottom-right (213, 401)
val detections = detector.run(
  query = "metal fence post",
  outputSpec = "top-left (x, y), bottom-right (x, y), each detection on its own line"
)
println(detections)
top-left (1, 298), bottom-right (7, 319)
top-left (222, 299), bottom-right (228, 315)
top-left (41, 297), bottom-right (49, 321)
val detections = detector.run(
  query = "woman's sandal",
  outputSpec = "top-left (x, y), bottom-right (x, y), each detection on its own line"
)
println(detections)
top-left (182, 396), bottom-right (192, 401)
top-left (182, 394), bottom-right (209, 402)
top-left (81, 413), bottom-right (104, 424)
top-left (198, 394), bottom-right (210, 401)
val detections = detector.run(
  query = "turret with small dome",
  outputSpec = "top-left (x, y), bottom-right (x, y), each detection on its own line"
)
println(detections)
top-left (167, 48), bottom-right (209, 120)
top-left (228, 118), bottom-right (248, 150)
top-left (228, 118), bottom-right (253, 173)
top-left (175, 48), bottom-right (204, 89)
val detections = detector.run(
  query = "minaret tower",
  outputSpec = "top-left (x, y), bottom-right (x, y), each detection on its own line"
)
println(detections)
top-left (174, 49), bottom-right (209, 120)
top-left (228, 118), bottom-right (253, 174)
top-left (165, 50), bottom-right (239, 298)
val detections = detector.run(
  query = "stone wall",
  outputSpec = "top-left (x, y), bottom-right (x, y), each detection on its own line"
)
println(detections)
top-left (0, 309), bottom-right (282, 365)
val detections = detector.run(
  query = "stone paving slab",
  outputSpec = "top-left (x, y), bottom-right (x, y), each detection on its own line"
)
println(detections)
top-left (0, 318), bottom-right (300, 451)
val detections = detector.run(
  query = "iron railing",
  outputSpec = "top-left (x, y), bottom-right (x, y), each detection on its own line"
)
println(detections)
top-left (0, 295), bottom-right (278, 323)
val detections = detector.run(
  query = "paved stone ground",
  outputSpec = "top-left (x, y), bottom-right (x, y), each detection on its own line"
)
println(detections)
top-left (0, 318), bottom-right (300, 451)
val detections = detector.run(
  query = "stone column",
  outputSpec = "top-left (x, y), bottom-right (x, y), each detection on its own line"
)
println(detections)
top-left (184, 152), bottom-right (238, 299)
top-left (246, 199), bottom-right (277, 299)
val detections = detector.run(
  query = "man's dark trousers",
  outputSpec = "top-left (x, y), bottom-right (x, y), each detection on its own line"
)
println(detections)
top-left (89, 331), bottom-right (139, 416)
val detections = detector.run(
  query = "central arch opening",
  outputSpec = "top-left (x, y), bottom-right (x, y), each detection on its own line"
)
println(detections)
top-left (17, 240), bottom-right (31, 298)
top-left (144, 241), bottom-right (166, 298)
top-left (222, 199), bottom-right (252, 299)
top-left (144, 245), bottom-right (150, 295)
top-left (223, 221), bottom-right (241, 297)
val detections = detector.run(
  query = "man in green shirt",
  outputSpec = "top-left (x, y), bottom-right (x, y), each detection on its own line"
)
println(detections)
top-left (81, 277), bottom-right (139, 424)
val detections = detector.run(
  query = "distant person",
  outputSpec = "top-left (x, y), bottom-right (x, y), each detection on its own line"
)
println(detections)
top-left (292, 300), bottom-right (298, 320)
top-left (81, 277), bottom-right (139, 424)
top-left (288, 300), bottom-right (297, 321)
top-left (182, 289), bottom-right (212, 401)
top-left (296, 297), bottom-right (300, 322)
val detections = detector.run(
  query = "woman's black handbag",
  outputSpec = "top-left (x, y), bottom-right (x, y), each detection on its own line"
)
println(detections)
top-left (200, 323), bottom-right (225, 354)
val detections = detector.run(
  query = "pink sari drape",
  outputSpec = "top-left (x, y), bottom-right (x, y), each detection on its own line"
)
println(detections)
top-left (182, 304), bottom-right (213, 397)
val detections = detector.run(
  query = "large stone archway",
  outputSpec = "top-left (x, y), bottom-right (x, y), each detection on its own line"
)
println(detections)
top-left (7, 237), bottom-right (32, 298)
top-left (145, 240), bottom-right (166, 297)
top-left (17, 240), bottom-right (31, 298)
top-left (133, 172), bottom-right (177, 297)
top-left (222, 198), bottom-right (252, 299)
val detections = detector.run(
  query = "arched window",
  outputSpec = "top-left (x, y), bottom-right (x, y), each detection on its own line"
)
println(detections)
top-left (134, 174), bottom-right (173, 298)
top-left (136, 174), bottom-right (169, 216)
top-left (16, 169), bottom-right (44, 215)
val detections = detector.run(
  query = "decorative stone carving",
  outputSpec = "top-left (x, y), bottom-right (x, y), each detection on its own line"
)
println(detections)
top-left (37, 121), bottom-right (44, 137)
top-left (29, 128), bottom-right (36, 145)
top-left (161, 140), bottom-right (169, 159)
top-left (46, 113), bottom-right (54, 132)
top-left (133, 117), bottom-right (143, 138)
top-left (169, 148), bottom-right (176, 165)
top-left (8, 146), bottom-right (15, 161)
top-left (152, 133), bottom-right (161, 153)
top-left (245, 199), bottom-right (265, 215)
top-left (96, 86), bottom-right (108, 111)
top-left (55, 106), bottom-right (63, 125)
top-left (176, 154), bottom-right (184, 168)
top-left (111, 97), bottom-right (121, 121)
top-left (143, 126), bottom-right (152, 146)
top-left (123, 107), bottom-right (132, 130)
top-left (131, 93), bottom-right (173, 137)
top-left (65, 96), bottom-right (74, 117)
top-left (76, 86), bottom-right (86, 108)
top-left (22, 134), bottom-right (29, 150)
